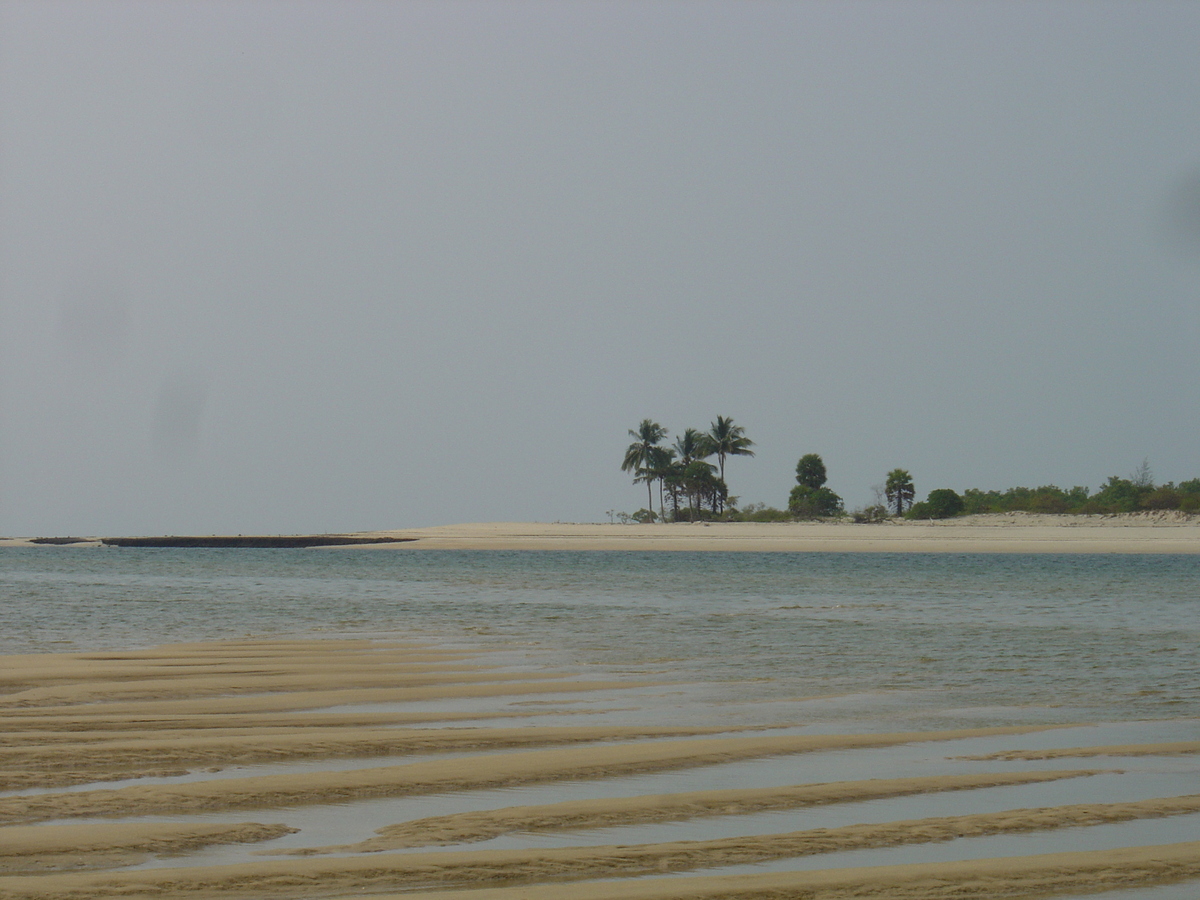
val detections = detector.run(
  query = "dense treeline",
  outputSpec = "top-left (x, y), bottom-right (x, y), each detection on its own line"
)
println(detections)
top-left (908, 460), bottom-right (1200, 519)
top-left (621, 423), bottom-right (1198, 521)
top-left (938, 477), bottom-right (1200, 517)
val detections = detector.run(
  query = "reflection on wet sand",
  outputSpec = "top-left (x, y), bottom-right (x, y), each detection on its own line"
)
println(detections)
top-left (1, 639), bottom-right (1198, 899)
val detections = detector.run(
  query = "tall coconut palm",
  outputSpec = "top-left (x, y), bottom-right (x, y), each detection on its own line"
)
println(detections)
top-left (646, 445), bottom-right (676, 523)
top-left (622, 419), bottom-right (667, 514)
top-left (672, 429), bottom-right (705, 520)
top-left (671, 428), bottom-right (714, 519)
top-left (684, 459), bottom-right (724, 517)
top-left (702, 416), bottom-right (755, 483)
top-left (673, 427), bottom-right (707, 467)
top-left (885, 468), bottom-right (915, 517)
top-left (702, 416), bottom-right (754, 512)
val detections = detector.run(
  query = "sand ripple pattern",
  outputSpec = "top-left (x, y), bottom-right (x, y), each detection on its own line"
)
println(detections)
top-left (1, 640), bottom-right (1198, 899)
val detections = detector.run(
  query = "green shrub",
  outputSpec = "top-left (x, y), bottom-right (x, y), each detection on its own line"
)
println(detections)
top-left (961, 484), bottom-right (1088, 514)
top-left (962, 488), bottom-right (1002, 514)
top-left (1023, 486), bottom-right (1065, 514)
top-left (1064, 486), bottom-right (1091, 510)
top-left (1089, 476), bottom-right (1148, 513)
top-left (788, 485), bottom-right (843, 519)
top-left (852, 504), bottom-right (890, 523)
top-left (733, 504), bottom-right (794, 522)
top-left (906, 501), bottom-right (931, 519)
top-left (924, 488), bottom-right (965, 518)
top-left (1141, 486), bottom-right (1182, 510)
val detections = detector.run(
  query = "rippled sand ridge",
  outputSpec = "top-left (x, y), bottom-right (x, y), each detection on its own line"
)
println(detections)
top-left (1, 639), bottom-right (1198, 899)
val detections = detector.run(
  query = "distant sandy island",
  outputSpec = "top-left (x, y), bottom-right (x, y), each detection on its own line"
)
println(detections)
top-left (369, 514), bottom-right (1200, 553)
top-left (5, 513), bottom-right (1200, 553)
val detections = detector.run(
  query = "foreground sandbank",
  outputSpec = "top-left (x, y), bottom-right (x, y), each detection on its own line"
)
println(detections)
top-left (0, 726), bottom-right (1068, 824)
top-left (279, 770), bottom-right (1112, 852)
top-left (343, 843), bottom-right (1200, 900)
top-left (1, 640), bottom-right (1198, 899)
top-left (12, 809), bottom-right (1200, 898)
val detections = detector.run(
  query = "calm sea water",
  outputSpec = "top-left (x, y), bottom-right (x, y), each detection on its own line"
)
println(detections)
top-left (2, 548), bottom-right (1197, 729)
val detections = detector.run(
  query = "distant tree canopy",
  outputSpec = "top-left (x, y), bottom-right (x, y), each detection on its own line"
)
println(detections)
top-left (885, 469), bottom-right (915, 517)
top-left (908, 488), bottom-right (965, 520)
top-left (906, 461), bottom-right (1200, 519)
top-left (957, 476), bottom-right (1200, 516)
top-left (794, 454), bottom-right (827, 490)
top-left (789, 453), bottom-right (842, 519)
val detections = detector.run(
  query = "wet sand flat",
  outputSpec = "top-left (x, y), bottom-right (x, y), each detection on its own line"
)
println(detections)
top-left (352, 843), bottom-right (1200, 900)
top-left (1, 640), bottom-right (1198, 899)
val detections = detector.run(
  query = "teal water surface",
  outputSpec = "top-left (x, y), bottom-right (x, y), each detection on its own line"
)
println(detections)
top-left (2, 548), bottom-right (1196, 728)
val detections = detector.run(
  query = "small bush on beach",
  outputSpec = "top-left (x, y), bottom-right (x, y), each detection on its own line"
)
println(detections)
top-left (852, 504), bottom-right (890, 523)
top-left (906, 501), bottom-right (932, 519)
top-left (788, 485), bottom-right (844, 519)
top-left (730, 503), bottom-right (793, 522)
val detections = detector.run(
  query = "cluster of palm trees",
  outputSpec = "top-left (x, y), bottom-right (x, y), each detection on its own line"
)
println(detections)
top-left (622, 417), bottom-right (755, 521)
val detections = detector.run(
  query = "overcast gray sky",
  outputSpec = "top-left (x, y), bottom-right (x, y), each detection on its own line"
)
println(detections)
top-left (2, 0), bottom-right (1199, 536)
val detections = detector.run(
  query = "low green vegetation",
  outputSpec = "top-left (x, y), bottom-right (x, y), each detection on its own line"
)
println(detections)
top-left (620, 426), bottom-right (1198, 522)
top-left (731, 502), bottom-right (795, 522)
top-left (956, 476), bottom-right (1200, 516)
top-left (905, 463), bottom-right (1200, 519)
top-left (907, 488), bottom-right (964, 520)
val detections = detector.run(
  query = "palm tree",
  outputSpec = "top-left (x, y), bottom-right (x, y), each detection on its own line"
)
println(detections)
top-left (684, 459), bottom-right (725, 516)
top-left (885, 468), bottom-right (915, 517)
top-left (702, 416), bottom-right (754, 512)
top-left (646, 445), bottom-right (676, 523)
top-left (673, 427), bottom-right (707, 467)
top-left (622, 419), bottom-right (667, 514)
top-left (672, 429), bottom-right (707, 517)
top-left (703, 416), bottom-right (754, 483)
